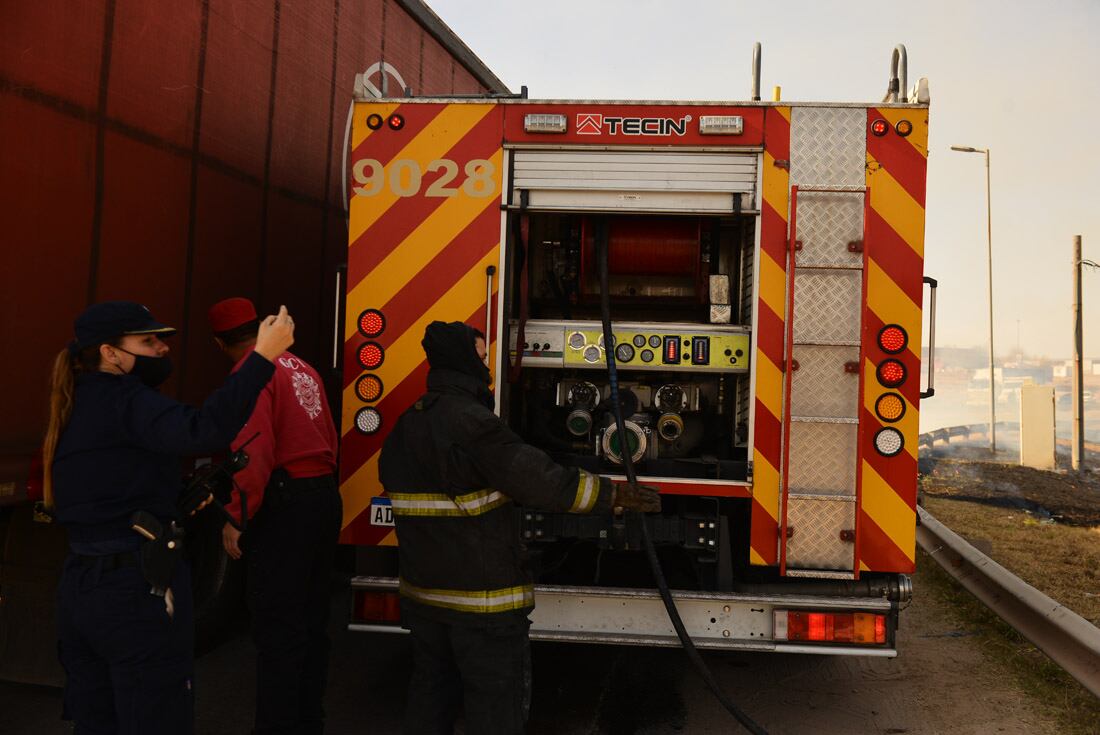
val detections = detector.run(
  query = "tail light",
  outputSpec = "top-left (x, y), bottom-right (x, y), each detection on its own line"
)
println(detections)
top-left (387, 114), bottom-right (405, 130)
top-left (775, 610), bottom-right (887, 644)
top-left (358, 342), bottom-right (384, 370)
top-left (353, 590), bottom-right (401, 624)
top-left (358, 309), bottom-right (385, 338)
top-left (877, 359), bottom-right (907, 388)
top-left (870, 119), bottom-right (889, 137)
top-left (877, 325), bottom-right (907, 354)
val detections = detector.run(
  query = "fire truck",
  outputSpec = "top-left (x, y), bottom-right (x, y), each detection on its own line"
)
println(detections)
top-left (340, 48), bottom-right (935, 657)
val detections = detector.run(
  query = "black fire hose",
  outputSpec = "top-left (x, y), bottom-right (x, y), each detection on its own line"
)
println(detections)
top-left (596, 227), bottom-right (768, 735)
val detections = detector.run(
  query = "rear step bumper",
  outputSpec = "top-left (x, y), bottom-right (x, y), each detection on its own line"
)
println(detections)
top-left (349, 576), bottom-right (898, 657)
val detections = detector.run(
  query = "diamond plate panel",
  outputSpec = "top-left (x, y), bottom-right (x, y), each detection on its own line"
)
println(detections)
top-left (788, 421), bottom-right (858, 495)
top-left (790, 345), bottom-right (860, 419)
top-left (792, 270), bottom-right (862, 343)
top-left (785, 496), bottom-right (855, 570)
top-left (790, 107), bottom-right (867, 188)
top-left (795, 191), bottom-right (864, 268)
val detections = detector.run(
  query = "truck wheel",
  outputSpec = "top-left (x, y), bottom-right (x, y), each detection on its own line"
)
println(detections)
top-left (186, 510), bottom-right (245, 652)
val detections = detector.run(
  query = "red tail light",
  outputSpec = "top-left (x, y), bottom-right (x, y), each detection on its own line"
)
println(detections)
top-left (878, 324), bottom-right (908, 354)
top-left (388, 114), bottom-right (405, 130)
top-left (358, 309), bottom-right (385, 338)
top-left (877, 359), bottom-right (907, 387)
top-left (353, 590), bottom-right (401, 624)
top-left (870, 119), bottom-right (889, 137)
top-left (776, 610), bottom-right (887, 644)
top-left (358, 342), bottom-right (384, 370)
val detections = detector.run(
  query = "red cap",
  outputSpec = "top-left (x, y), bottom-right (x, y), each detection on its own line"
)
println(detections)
top-left (208, 297), bottom-right (258, 334)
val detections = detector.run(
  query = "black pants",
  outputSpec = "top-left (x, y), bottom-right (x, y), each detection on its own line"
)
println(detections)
top-left (57, 554), bottom-right (194, 735)
top-left (245, 474), bottom-right (342, 735)
top-left (403, 609), bottom-right (531, 735)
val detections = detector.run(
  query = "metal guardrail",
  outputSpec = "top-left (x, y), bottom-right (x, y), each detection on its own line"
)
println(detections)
top-left (919, 421), bottom-right (1100, 453)
top-left (915, 507), bottom-right (1100, 697)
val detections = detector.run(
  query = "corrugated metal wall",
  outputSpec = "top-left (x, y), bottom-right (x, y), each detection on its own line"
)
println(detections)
top-left (0, 0), bottom-right (502, 479)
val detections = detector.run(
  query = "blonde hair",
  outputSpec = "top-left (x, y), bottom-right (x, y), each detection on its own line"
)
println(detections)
top-left (42, 342), bottom-right (111, 508)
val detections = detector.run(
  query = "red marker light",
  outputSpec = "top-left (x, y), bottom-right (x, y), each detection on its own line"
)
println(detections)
top-left (358, 342), bottom-right (384, 370)
top-left (878, 325), bottom-right (907, 354)
top-left (877, 359), bottom-right (907, 387)
top-left (388, 114), bottom-right (405, 130)
top-left (358, 309), bottom-right (385, 338)
top-left (870, 119), bottom-right (889, 137)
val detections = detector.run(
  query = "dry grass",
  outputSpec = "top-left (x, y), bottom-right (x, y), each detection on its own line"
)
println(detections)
top-left (922, 496), bottom-right (1100, 627)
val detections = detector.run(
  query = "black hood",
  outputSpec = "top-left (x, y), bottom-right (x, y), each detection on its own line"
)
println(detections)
top-left (421, 321), bottom-right (491, 386)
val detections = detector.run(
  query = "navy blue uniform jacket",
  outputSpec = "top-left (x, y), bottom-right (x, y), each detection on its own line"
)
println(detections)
top-left (52, 352), bottom-right (275, 546)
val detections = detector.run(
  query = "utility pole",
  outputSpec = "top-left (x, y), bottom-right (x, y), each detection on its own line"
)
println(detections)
top-left (951, 145), bottom-right (996, 452)
top-left (1073, 235), bottom-right (1084, 471)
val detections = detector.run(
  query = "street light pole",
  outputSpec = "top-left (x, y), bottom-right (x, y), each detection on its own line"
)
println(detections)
top-left (952, 145), bottom-right (996, 453)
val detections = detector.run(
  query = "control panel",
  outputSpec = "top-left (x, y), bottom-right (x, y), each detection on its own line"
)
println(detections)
top-left (509, 320), bottom-right (749, 373)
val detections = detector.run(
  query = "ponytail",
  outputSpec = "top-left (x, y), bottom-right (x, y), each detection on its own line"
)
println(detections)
top-left (42, 342), bottom-right (110, 508)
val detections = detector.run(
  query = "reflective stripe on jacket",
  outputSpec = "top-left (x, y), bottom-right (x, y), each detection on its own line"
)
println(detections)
top-left (379, 368), bottom-right (613, 625)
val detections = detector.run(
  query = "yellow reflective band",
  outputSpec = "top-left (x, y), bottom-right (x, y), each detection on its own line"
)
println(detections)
top-left (570, 470), bottom-right (597, 513)
top-left (453, 489), bottom-right (510, 515)
top-left (388, 490), bottom-right (510, 517)
top-left (399, 578), bottom-right (535, 613)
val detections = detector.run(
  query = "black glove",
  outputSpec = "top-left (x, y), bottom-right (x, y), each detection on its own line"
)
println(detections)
top-left (612, 482), bottom-right (662, 513)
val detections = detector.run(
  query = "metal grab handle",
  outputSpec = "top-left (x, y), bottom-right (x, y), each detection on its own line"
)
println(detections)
top-left (332, 267), bottom-right (345, 372)
top-left (921, 276), bottom-right (937, 399)
top-left (484, 264), bottom-right (496, 346)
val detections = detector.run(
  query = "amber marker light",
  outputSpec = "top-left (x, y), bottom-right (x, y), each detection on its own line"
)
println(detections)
top-left (875, 393), bottom-right (906, 423)
top-left (356, 375), bottom-right (383, 403)
top-left (895, 119), bottom-right (913, 137)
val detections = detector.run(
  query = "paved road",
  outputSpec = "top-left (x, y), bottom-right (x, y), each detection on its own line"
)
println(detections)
top-left (2, 563), bottom-right (1059, 734)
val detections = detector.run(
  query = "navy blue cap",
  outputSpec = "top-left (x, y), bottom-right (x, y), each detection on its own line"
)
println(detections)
top-left (70, 301), bottom-right (176, 353)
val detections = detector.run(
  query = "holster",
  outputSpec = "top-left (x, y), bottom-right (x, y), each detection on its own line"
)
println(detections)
top-left (131, 511), bottom-right (185, 597)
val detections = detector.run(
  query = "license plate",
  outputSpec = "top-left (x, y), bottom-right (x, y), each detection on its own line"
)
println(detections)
top-left (369, 497), bottom-right (394, 527)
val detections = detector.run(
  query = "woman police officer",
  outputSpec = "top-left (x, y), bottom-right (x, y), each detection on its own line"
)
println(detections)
top-left (41, 300), bottom-right (295, 734)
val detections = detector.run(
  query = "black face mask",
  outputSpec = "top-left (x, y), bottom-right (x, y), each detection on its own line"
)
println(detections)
top-left (117, 348), bottom-right (174, 388)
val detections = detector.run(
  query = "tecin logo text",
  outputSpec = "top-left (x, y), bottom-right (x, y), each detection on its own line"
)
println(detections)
top-left (575, 113), bottom-right (692, 136)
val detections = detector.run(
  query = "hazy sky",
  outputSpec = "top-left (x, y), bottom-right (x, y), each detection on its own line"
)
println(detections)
top-left (428, 0), bottom-right (1100, 360)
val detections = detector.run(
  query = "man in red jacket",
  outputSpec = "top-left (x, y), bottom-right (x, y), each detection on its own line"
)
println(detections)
top-left (208, 297), bottom-right (341, 735)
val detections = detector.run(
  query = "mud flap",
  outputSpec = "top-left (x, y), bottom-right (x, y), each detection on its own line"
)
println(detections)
top-left (0, 503), bottom-right (67, 686)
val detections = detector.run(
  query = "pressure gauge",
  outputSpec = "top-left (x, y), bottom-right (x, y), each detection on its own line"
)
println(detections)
top-left (568, 331), bottom-right (586, 350)
top-left (583, 345), bottom-right (602, 364)
top-left (615, 343), bottom-right (635, 363)
top-left (632, 334), bottom-right (646, 348)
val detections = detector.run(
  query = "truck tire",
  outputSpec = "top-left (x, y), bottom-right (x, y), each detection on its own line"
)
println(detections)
top-left (186, 510), bottom-right (245, 652)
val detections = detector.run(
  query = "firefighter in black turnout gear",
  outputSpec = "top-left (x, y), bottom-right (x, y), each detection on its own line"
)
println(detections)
top-left (380, 321), bottom-right (661, 735)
